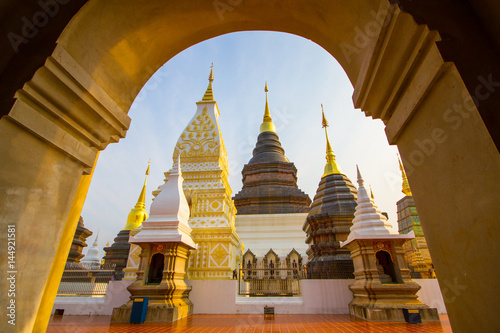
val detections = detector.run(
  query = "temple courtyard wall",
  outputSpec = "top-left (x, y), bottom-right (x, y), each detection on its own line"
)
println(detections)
top-left (51, 279), bottom-right (446, 316)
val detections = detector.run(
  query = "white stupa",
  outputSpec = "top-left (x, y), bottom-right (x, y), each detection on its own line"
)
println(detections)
top-left (129, 156), bottom-right (196, 248)
top-left (81, 230), bottom-right (101, 268)
top-left (342, 166), bottom-right (413, 246)
top-left (113, 156), bottom-right (197, 323)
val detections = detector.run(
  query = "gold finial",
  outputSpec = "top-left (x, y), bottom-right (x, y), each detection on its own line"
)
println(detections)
top-left (209, 63), bottom-right (214, 82)
top-left (123, 160), bottom-right (150, 230)
top-left (370, 185), bottom-right (375, 200)
top-left (202, 64), bottom-right (215, 101)
top-left (260, 81), bottom-right (276, 133)
top-left (321, 104), bottom-right (328, 128)
top-left (322, 105), bottom-right (341, 177)
top-left (398, 154), bottom-right (412, 196)
top-left (146, 159), bottom-right (151, 175)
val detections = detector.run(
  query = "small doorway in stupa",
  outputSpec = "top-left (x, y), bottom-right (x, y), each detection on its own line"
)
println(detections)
top-left (148, 253), bottom-right (165, 285)
top-left (376, 251), bottom-right (399, 283)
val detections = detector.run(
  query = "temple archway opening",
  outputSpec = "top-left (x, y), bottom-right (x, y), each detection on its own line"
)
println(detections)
top-left (81, 30), bottom-right (402, 286)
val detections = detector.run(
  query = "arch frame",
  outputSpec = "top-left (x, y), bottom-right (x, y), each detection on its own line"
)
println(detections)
top-left (0, 1), bottom-right (498, 332)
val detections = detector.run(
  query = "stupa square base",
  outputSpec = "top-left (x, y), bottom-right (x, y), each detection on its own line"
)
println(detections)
top-left (349, 304), bottom-right (439, 322)
top-left (111, 301), bottom-right (193, 323)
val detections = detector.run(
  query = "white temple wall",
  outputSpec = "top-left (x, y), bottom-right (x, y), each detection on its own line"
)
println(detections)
top-left (51, 280), bottom-right (133, 315)
top-left (188, 280), bottom-right (238, 314)
top-left (235, 213), bottom-right (309, 259)
top-left (414, 279), bottom-right (447, 314)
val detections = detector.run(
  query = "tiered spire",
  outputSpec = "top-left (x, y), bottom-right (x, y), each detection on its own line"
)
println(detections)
top-left (201, 63), bottom-right (215, 101)
top-left (303, 111), bottom-right (357, 278)
top-left (398, 155), bottom-right (412, 196)
top-left (321, 105), bottom-right (341, 177)
top-left (233, 83), bottom-right (310, 214)
top-left (259, 82), bottom-right (276, 133)
top-left (92, 230), bottom-right (99, 247)
top-left (123, 160), bottom-right (150, 230)
top-left (343, 166), bottom-right (398, 244)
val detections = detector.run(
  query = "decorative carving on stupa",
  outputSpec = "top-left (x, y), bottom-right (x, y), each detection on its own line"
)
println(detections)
top-left (106, 161), bottom-right (150, 280)
top-left (153, 65), bottom-right (242, 279)
top-left (396, 155), bottom-right (435, 278)
top-left (233, 83), bottom-right (311, 214)
top-left (303, 105), bottom-right (357, 279)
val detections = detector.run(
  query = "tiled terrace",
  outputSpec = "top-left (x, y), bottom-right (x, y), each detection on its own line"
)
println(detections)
top-left (47, 314), bottom-right (452, 332)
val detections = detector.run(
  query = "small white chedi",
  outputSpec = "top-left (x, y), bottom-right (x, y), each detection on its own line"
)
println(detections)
top-left (341, 166), bottom-right (438, 322)
top-left (343, 166), bottom-right (407, 245)
top-left (112, 156), bottom-right (196, 323)
top-left (80, 231), bottom-right (101, 268)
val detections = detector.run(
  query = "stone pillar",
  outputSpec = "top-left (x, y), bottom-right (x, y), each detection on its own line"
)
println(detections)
top-left (352, 4), bottom-right (500, 331)
top-left (0, 45), bottom-right (130, 333)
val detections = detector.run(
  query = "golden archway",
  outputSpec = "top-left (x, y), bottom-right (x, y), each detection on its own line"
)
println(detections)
top-left (0, 1), bottom-right (499, 332)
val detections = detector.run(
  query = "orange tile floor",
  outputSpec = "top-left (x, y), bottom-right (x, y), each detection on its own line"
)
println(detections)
top-left (47, 314), bottom-right (452, 332)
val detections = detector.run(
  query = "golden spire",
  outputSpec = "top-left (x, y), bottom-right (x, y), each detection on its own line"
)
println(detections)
top-left (322, 104), bottom-right (341, 177)
top-left (201, 63), bottom-right (215, 101)
top-left (398, 154), bottom-right (412, 196)
top-left (123, 160), bottom-right (150, 230)
top-left (260, 82), bottom-right (277, 133)
top-left (370, 185), bottom-right (375, 200)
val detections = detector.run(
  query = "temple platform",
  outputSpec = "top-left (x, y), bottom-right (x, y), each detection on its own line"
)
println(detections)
top-left (47, 313), bottom-right (452, 332)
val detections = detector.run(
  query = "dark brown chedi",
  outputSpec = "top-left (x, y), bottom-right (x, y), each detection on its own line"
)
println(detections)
top-left (303, 173), bottom-right (357, 279)
top-left (233, 131), bottom-right (311, 214)
top-left (103, 230), bottom-right (132, 279)
top-left (66, 216), bottom-right (93, 264)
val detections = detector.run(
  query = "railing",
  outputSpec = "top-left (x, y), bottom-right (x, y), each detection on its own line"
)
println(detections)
top-left (57, 263), bottom-right (116, 296)
top-left (238, 268), bottom-right (301, 296)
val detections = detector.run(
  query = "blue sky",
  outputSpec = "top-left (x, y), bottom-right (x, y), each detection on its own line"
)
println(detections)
top-left (80, 31), bottom-right (404, 257)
